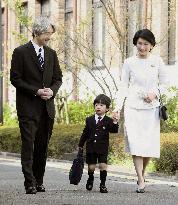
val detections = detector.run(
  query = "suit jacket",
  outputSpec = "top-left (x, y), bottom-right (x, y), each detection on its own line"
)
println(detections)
top-left (10, 41), bottom-right (63, 119)
top-left (78, 115), bottom-right (119, 155)
top-left (115, 54), bottom-right (168, 111)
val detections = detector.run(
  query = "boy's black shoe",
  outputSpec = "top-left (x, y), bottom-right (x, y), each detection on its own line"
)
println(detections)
top-left (86, 178), bottom-right (94, 191)
top-left (26, 186), bottom-right (37, 194)
top-left (100, 184), bottom-right (108, 193)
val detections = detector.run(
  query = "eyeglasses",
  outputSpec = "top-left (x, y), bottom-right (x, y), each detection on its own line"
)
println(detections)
top-left (41, 32), bottom-right (54, 36)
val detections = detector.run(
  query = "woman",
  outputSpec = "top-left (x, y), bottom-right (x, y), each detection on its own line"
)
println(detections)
top-left (114, 29), bottom-right (168, 193)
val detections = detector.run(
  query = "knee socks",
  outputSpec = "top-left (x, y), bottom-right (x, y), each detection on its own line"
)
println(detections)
top-left (88, 171), bottom-right (94, 181)
top-left (100, 170), bottom-right (107, 186)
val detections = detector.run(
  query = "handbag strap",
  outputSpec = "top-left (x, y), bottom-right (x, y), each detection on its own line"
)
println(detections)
top-left (158, 88), bottom-right (163, 106)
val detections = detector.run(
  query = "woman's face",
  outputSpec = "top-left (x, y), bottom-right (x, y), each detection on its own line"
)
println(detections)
top-left (136, 37), bottom-right (153, 58)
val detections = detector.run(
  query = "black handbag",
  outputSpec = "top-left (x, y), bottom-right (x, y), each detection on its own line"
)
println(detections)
top-left (158, 89), bottom-right (168, 121)
top-left (69, 149), bottom-right (84, 185)
top-left (159, 105), bottom-right (168, 121)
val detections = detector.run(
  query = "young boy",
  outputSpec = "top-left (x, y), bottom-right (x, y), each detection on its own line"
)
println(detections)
top-left (78, 94), bottom-right (119, 193)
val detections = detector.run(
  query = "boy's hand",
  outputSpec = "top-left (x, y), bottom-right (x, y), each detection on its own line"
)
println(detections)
top-left (112, 111), bottom-right (120, 122)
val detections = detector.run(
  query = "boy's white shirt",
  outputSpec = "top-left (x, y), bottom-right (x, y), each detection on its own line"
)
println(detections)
top-left (95, 114), bottom-right (105, 124)
top-left (95, 113), bottom-right (118, 124)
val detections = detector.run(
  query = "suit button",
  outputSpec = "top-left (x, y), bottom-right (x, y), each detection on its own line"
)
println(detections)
top-left (95, 134), bottom-right (97, 136)
top-left (94, 140), bottom-right (96, 143)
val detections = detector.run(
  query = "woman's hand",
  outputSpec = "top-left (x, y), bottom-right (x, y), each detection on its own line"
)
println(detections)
top-left (143, 92), bottom-right (157, 103)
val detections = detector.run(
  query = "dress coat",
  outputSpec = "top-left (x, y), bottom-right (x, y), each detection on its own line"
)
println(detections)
top-left (115, 54), bottom-right (169, 158)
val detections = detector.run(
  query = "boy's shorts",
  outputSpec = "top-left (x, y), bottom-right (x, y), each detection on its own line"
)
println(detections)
top-left (86, 153), bottom-right (107, 164)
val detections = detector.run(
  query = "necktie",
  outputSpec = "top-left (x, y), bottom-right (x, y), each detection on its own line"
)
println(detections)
top-left (97, 116), bottom-right (102, 124)
top-left (37, 48), bottom-right (44, 71)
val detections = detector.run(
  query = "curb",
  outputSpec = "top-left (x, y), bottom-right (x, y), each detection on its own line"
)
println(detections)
top-left (1, 151), bottom-right (178, 187)
top-left (0, 151), bottom-right (20, 158)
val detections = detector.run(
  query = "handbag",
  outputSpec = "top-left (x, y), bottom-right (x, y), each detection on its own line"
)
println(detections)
top-left (69, 149), bottom-right (84, 185)
top-left (158, 89), bottom-right (168, 121)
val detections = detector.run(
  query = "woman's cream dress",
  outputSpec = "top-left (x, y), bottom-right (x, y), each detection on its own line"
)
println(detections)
top-left (116, 54), bottom-right (168, 158)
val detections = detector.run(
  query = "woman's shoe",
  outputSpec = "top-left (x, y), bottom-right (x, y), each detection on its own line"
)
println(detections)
top-left (136, 187), bottom-right (145, 193)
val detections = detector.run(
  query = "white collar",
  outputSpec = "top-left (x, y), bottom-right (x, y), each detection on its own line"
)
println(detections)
top-left (95, 114), bottom-right (105, 121)
top-left (31, 40), bottom-right (43, 52)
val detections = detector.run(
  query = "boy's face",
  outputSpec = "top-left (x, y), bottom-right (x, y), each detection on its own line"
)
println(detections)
top-left (94, 103), bottom-right (108, 116)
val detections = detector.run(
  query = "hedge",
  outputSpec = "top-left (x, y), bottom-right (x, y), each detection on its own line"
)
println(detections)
top-left (0, 125), bottom-right (178, 174)
top-left (0, 124), bottom-right (83, 158)
top-left (154, 132), bottom-right (178, 175)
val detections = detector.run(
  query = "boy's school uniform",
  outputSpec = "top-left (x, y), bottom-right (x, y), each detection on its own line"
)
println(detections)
top-left (79, 115), bottom-right (119, 156)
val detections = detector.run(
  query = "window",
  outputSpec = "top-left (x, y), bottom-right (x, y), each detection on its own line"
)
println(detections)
top-left (92, 0), bottom-right (105, 68)
top-left (41, 0), bottom-right (50, 17)
top-left (1, 8), bottom-right (4, 70)
top-left (19, 2), bottom-right (28, 36)
top-left (64, 0), bottom-right (73, 70)
top-left (65, 0), bottom-right (73, 13)
top-left (168, 0), bottom-right (176, 65)
top-left (65, 0), bottom-right (73, 21)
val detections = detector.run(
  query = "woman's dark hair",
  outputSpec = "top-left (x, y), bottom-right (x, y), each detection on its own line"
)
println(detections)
top-left (133, 29), bottom-right (156, 46)
top-left (93, 94), bottom-right (111, 109)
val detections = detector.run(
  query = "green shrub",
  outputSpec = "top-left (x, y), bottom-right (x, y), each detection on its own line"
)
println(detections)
top-left (3, 104), bottom-right (18, 126)
top-left (0, 124), bottom-right (83, 158)
top-left (154, 132), bottom-right (178, 175)
top-left (0, 126), bottom-right (21, 153)
top-left (108, 134), bottom-right (131, 164)
top-left (48, 124), bottom-right (83, 158)
top-left (0, 124), bottom-right (126, 161)
top-left (66, 98), bottom-right (94, 124)
top-left (161, 87), bottom-right (178, 132)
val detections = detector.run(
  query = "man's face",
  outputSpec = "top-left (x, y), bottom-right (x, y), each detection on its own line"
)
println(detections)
top-left (94, 103), bottom-right (108, 116)
top-left (35, 25), bottom-right (54, 46)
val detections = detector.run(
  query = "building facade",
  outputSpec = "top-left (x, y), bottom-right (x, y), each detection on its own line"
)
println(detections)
top-left (1, 0), bottom-right (178, 104)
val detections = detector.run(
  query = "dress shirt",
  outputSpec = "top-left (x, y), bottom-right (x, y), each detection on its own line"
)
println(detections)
top-left (95, 114), bottom-right (105, 124)
top-left (31, 40), bottom-right (44, 60)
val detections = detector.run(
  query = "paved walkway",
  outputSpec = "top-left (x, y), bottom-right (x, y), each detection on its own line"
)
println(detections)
top-left (1, 151), bottom-right (178, 187)
top-left (1, 152), bottom-right (178, 205)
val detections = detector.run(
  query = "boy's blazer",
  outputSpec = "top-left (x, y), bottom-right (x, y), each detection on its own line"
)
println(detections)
top-left (10, 41), bottom-right (63, 119)
top-left (79, 115), bottom-right (118, 155)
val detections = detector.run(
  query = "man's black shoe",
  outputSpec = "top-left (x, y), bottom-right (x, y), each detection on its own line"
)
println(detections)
top-left (26, 186), bottom-right (37, 194)
top-left (36, 184), bottom-right (45, 192)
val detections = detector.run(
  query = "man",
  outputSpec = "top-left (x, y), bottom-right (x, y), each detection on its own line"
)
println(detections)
top-left (10, 16), bottom-right (63, 194)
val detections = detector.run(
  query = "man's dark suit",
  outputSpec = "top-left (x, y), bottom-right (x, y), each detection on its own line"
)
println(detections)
top-left (10, 41), bottom-right (62, 188)
top-left (79, 115), bottom-right (118, 155)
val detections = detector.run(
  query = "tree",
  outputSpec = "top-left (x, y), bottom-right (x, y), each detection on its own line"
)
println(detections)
top-left (2, 0), bottom-right (176, 122)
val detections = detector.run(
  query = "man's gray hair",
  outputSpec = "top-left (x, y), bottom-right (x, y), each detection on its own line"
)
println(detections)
top-left (32, 16), bottom-right (55, 37)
